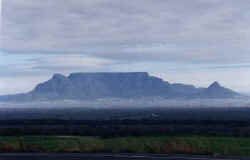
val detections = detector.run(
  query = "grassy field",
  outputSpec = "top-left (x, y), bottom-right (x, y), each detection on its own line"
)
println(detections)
top-left (0, 136), bottom-right (250, 156)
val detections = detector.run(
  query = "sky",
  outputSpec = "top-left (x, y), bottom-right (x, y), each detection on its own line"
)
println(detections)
top-left (0, 0), bottom-right (250, 95)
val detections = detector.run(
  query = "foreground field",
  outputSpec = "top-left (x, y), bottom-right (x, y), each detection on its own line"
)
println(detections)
top-left (0, 136), bottom-right (250, 156)
top-left (0, 153), bottom-right (245, 160)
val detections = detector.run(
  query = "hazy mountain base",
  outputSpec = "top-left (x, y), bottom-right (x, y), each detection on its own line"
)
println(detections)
top-left (1, 99), bottom-right (250, 137)
top-left (0, 98), bottom-right (250, 120)
top-left (1, 97), bottom-right (249, 108)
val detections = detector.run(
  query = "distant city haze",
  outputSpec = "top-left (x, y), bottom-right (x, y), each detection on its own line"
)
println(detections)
top-left (1, 0), bottom-right (250, 95)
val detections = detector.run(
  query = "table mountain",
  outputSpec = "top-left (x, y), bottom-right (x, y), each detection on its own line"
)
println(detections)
top-left (0, 72), bottom-right (240, 101)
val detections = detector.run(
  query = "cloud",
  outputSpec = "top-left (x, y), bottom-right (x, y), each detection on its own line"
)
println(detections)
top-left (2, 0), bottom-right (250, 63)
top-left (29, 54), bottom-right (117, 71)
top-left (1, 0), bottom-right (250, 95)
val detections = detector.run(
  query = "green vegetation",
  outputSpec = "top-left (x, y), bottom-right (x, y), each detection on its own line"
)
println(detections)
top-left (0, 136), bottom-right (250, 156)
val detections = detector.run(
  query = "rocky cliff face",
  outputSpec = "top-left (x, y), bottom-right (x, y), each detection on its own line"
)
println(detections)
top-left (0, 72), bottom-right (240, 101)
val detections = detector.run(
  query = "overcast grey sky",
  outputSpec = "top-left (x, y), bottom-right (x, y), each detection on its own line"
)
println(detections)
top-left (1, 0), bottom-right (250, 95)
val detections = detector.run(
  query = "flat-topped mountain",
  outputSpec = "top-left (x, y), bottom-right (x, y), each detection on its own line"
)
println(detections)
top-left (32, 72), bottom-right (170, 100)
top-left (0, 72), bottom-right (240, 101)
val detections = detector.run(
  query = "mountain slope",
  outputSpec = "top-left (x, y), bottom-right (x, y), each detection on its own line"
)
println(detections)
top-left (0, 72), bottom-right (240, 101)
top-left (200, 81), bottom-right (239, 98)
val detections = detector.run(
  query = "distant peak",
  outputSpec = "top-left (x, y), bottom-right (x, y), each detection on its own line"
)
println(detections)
top-left (208, 81), bottom-right (221, 88)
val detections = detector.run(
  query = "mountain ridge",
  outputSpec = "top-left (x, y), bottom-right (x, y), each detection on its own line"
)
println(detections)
top-left (0, 72), bottom-right (240, 102)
